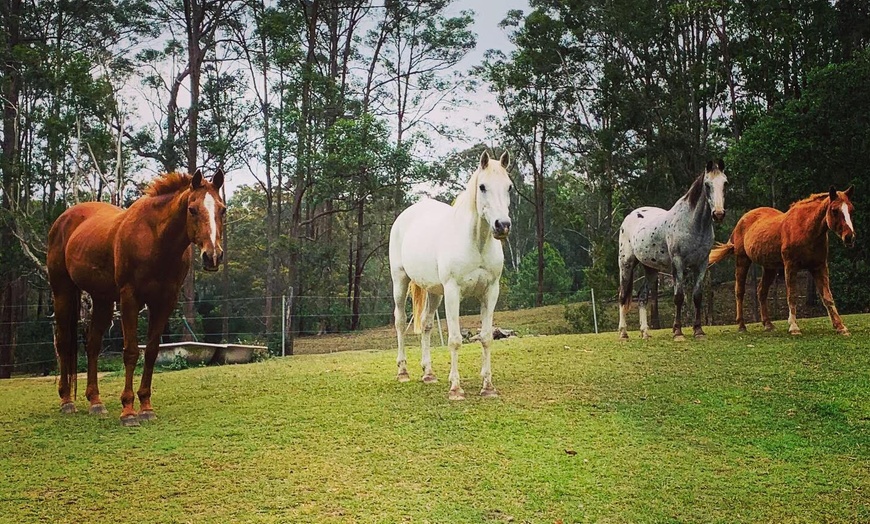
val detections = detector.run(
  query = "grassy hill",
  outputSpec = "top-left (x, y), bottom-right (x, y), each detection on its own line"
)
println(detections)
top-left (1, 312), bottom-right (868, 523)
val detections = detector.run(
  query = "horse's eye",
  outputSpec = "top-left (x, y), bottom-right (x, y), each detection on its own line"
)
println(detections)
top-left (188, 207), bottom-right (198, 216)
top-left (479, 184), bottom-right (486, 192)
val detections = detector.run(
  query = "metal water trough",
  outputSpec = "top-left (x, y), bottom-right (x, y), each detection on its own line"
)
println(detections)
top-left (140, 342), bottom-right (265, 366)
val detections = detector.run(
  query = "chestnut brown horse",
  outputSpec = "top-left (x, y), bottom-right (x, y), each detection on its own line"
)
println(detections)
top-left (709, 186), bottom-right (855, 336)
top-left (47, 169), bottom-right (225, 426)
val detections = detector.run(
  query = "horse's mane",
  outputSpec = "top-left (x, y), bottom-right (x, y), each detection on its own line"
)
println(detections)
top-left (685, 173), bottom-right (706, 209)
top-left (452, 169), bottom-right (480, 213)
top-left (788, 192), bottom-right (828, 209)
top-left (145, 172), bottom-right (192, 197)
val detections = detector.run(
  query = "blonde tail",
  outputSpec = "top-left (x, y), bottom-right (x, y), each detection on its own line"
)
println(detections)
top-left (708, 241), bottom-right (735, 267)
top-left (409, 281), bottom-right (427, 335)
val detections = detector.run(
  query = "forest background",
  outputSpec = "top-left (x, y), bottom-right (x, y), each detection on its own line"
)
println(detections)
top-left (1, 0), bottom-right (869, 376)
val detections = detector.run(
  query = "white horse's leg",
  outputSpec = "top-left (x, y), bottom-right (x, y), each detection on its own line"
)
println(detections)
top-left (392, 272), bottom-right (411, 382)
top-left (443, 281), bottom-right (465, 401)
top-left (479, 281), bottom-right (499, 397)
top-left (420, 293), bottom-right (442, 383)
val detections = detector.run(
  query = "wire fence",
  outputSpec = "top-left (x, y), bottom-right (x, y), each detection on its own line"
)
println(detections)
top-left (1, 271), bottom-right (828, 376)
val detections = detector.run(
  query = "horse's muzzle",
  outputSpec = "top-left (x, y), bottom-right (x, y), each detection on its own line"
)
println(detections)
top-left (713, 210), bottom-right (726, 222)
top-left (493, 219), bottom-right (511, 240)
top-left (843, 232), bottom-right (856, 248)
top-left (202, 250), bottom-right (223, 271)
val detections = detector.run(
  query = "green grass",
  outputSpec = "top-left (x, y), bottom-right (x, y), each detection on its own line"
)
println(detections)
top-left (1, 314), bottom-right (868, 523)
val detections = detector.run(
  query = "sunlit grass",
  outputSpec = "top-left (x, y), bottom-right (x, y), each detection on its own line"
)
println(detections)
top-left (1, 314), bottom-right (868, 523)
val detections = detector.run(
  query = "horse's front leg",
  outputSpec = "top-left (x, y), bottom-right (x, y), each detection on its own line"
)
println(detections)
top-left (137, 300), bottom-right (175, 421)
top-left (84, 299), bottom-right (114, 415)
top-left (784, 263), bottom-right (802, 335)
top-left (119, 289), bottom-right (142, 426)
top-left (672, 257), bottom-right (686, 341)
top-left (478, 281), bottom-right (500, 397)
top-left (692, 263), bottom-right (708, 339)
top-left (811, 265), bottom-right (849, 335)
top-left (443, 281), bottom-right (464, 401)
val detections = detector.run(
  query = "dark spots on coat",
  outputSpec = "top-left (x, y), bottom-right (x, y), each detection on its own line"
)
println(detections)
top-left (637, 213), bottom-right (644, 218)
top-left (651, 257), bottom-right (657, 262)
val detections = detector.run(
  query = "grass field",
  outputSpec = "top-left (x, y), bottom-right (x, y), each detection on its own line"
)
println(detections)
top-left (1, 312), bottom-right (868, 523)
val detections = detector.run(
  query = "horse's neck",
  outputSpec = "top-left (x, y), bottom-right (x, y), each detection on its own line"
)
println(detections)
top-left (787, 201), bottom-right (829, 242)
top-left (153, 191), bottom-right (193, 255)
top-left (672, 196), bottom-right (712, 236)
top-left (454, 207), bottom-right (493, 255)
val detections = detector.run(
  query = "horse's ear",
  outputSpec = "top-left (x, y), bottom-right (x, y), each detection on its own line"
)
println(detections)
top-left (192, 168), bottom-right (203, 189)
top-left (829, 186), bottom-right (838, 201)
top-left (845, 185), bottom-right (854, 198)
top-left (500, 151), bottom-right (510, 169)
top-left (717, 159), bottom-right (725, 171)
top-left (480, 151), bottom-right (490, 169)
top-left (705, 160), bottom-right (714, 172)
top-left (212, 168), bottom-right (224, 190)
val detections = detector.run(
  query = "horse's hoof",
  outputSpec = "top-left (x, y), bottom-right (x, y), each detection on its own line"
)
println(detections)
top-left (138, 410), bottom-right (156, 421)
top-left (89, 404), bottom-right (108, 416)
top-left (618, 333), bottom-right (629, 341)
top-left (738, 325), bottom-right (747, 333)
top-left (396, 371), bottom-right (411, 383)
top-left (448, 388), bottom-right (466, 401)
top-left (120, 414), bottom-right (140, 427)
top-left (480, 387), bottom-right (499, 398)
top-left (838, 328), bottom-right (851, 336)
top-left (641, 332), bottom-right (651, 340)
top-left (422, 374), bottom-right (438, 384)
top-left (763, 324), bottom-right (775, 332)
top-left (694, 333), bottom-right (707, 340)
top-left (789, 329), bottom-right (802, 336)
top-left (673, 335), bottom-right (686, 342)
top-left (60, 402), bottom-right (76, 414)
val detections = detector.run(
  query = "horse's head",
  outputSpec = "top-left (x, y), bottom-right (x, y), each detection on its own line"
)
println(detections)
top-left (704, 159), bottom-right (728, 222)
top-left (475, 151), bottom-right (513, 240)
top-left (186, 168), bottom-right (226, 271)
top-left (827, 185), bottom-right (855, 247)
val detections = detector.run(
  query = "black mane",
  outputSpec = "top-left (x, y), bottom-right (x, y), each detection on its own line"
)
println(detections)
top-left (685, 173), bottom-right (706, 209)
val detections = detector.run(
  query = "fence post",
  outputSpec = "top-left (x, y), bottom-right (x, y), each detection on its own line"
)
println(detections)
top-left (281, 295), bottom-right (286, 357)
top-left (286, 287), bottom-right (294, 356)
top-left (591, 288), bottom-right (599, 334)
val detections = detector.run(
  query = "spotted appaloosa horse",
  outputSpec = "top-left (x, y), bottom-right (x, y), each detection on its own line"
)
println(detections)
top-left (389, 151), bottom-right (512, 400)
top-left (709, 186), bottom-right (856, 336)
top-left (617, 160), bottom-right (728, 341)
top-left (47, 169), bottom-right (225, 426)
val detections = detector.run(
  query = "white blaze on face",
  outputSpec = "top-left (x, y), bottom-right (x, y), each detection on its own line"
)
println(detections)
top-left (204, 192), bottom-right (218, 246)
top-left (841, 203), bottom-right (854, 233)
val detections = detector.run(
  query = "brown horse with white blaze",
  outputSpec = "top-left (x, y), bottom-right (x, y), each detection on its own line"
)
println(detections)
top-left (709, 186), bottom-right (855, 336)
top-left (47, 169), bottom-right (225, 426)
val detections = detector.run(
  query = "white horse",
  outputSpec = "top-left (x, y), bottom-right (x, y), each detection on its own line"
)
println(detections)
top-left (389, 150), bottom-right (512, 400)
top-left (617, 160), bottom-right (728, 341)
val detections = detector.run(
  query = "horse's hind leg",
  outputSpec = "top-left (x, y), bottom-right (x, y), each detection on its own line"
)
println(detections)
top-left (478, 281), bottom-right (500, 398)
top-left (420, 293), bottom-right (442, 383)
top-left (757, 267), bottom-right (777, 331)
top-left (391, 272), bottom-right (411, 382)
top-left (810, 265), bottom-right (849, 335)
top-left (136, 298), bottom-right (176, 421)
top-left (84, 299), bottom-right (113, 415)
top-left (784, 263), bottom-right (802, 335)
top-left (53, 286), bottom-right (80, 413)
top-left (617, 256), bottom-right (638, 339)
top-left (638, 267), bottom-right (657, 340)
top-left (734, 258), bottom-right (750, 332)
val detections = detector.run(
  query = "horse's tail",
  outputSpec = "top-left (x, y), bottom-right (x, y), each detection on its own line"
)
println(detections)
top-left (708, 241), bottom-right (735, 267)
top-left (409, 281), bottom-right (427, 335)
